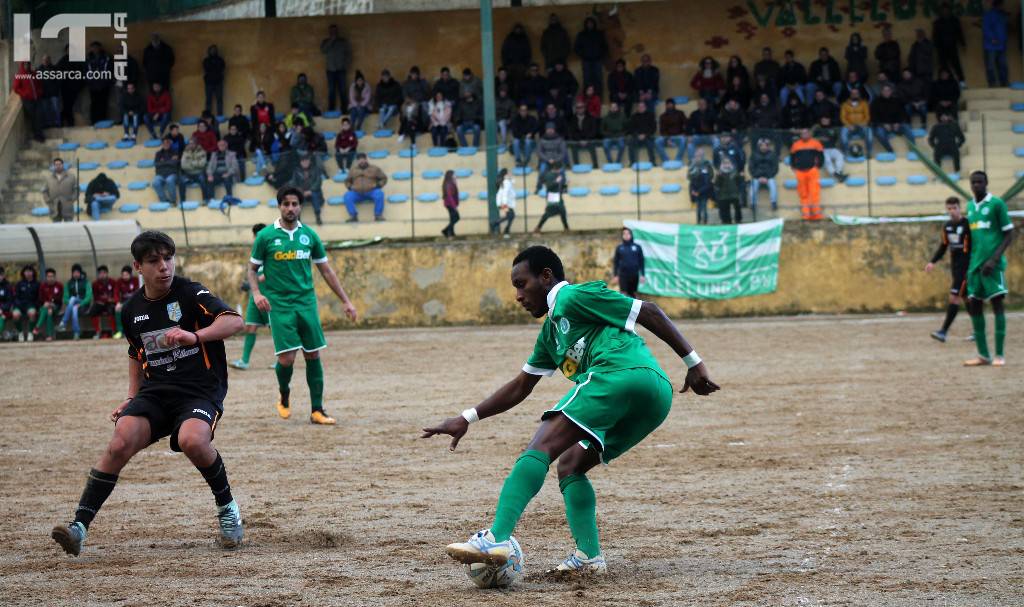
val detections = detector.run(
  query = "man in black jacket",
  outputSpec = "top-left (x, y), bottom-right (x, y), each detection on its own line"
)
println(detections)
top-left (808, 89), bottom-right (840, 124)
top-left (933, 2), bottom-right (966, 85)
top-left (510, 104), bottom-right (540, 167)
top-left (432, 68), bottom-right (460, 104)
top-left (152, 137), bottom-right (181, 206)
top-left (928, 112), bottom-right (966, 172)
top-left (779, 50), bottom-right (809, 107)
top-left (501, 23), bottom-right (532, 81)
top-left (567, 101), bottom-right (600, 166)
top-left (540, 14), bottom-right (571, 70)
top-left (574, 17), bottom-right (608, 97)
top-left (748, 138), bottom-right (780, 213)
top-left (809, 48), bottom-right (842, 99)
top-left (518, 63), bottom-right (549, 113)
top-left (142, 34), bottom-right (175, 89)
top-left (870, 84), bottom-right (914, 153)
top-left (686, 98), bottom-right (719, 161)
top-left (874, 27), bottom-right (901, 82)
top-left (612, 227), bottom-right (645, 298)
top-left (626, 102), bottom-right (657, 166)
top-left (202, 45), bottom-right (226, 116)
top-left (119, 82), bottom-right (145, 142)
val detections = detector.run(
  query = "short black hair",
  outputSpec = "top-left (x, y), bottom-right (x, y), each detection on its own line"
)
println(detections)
top-left (252, 222), bottom-right (267, 236)
top-left (53, 157), bottom-right (64, 164)
top-left (97, 265), bottom-right (108, 273)
top-left (131, 230), bottom-right (176, 262)
top-left (22, 265), bottom-right (37, 279)
top-left (45, 267), bottom-right (56, 275)
top-left (71, 263), bottom-right (83, 274)
top-left (513, 246), bottom-right (565, 282)
top-left (276, 186), bottom-right (304, 205)
top-left (121, 265), bottom-right (132, 274)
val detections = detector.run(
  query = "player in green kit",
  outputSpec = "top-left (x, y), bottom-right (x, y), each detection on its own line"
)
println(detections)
top-left (231, 223), bottom-right (270, 370)
top-left (248, 187), bottom-right (358, 424)
top-left (963, 171), bottom-right (1015, 367)
top-left (422, 246), bottom-right (719, 575)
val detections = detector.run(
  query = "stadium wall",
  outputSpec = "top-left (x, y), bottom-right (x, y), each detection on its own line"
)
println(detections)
top-left (178, 220), bottom-right (1023, 328)
top-left (71, 0), bottom-right (1020, 119)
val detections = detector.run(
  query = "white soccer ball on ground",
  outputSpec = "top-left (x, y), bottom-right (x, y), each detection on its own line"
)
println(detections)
top-left (465, 535), bottom-right (523, 589)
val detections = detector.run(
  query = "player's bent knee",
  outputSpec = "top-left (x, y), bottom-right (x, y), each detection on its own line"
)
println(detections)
top-left (302, 350), bottom-right (320, 360)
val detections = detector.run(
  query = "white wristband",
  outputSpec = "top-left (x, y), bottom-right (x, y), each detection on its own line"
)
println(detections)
top-left (682, 351), bottom-right (702, 369)
top-left (461, 408), bottom-right (480, 424)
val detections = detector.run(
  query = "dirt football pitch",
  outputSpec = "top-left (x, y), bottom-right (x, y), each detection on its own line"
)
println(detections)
top-left (1, 312), bottom-right (1021, 607)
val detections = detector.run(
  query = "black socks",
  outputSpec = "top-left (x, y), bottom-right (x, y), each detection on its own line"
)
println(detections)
top-left (197, 452), bottom-right (234, 508)
top-left (74, 469), bottom-right (119, 529)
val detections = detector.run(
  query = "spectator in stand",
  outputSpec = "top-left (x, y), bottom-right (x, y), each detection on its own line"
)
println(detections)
top-left (534, 161), bottom-right (569, 232)
top-left (575, 16), bottom-right (608, 97)
top-left (224, 123), bottom-right (248, 180)
top-left (871, 84), bottom-right (914, 153)
top-left (748, 92), bottom-right (781, 147)
top-left (721, 75), bottom-right (752, 111)
top-left (601, 101), bottom-right (628, 164)
top-left (441, 170), bottom-right (461, 239)
top-left (717, 98), bottom-right (748, 140)
top-left (455, 92), bottom-right (483, 148)
top-left (250, 91), bottom-right (276, 130)
top-left (540, 102), bottom-right (567, 137)
top-left (202, 44), bottom-right (226, 116)
top-left (752, 72), bottom-right (777, 105)
top-left (348, 71), bottom-right (372, 131)
top-left (691, 57), bottom-right (725, 104)
top-left (656, 98), bottom-right (687, 163)
top-left (779, 50), bottom-right (810, 106)
top-left (205, 139), bottom-right (240, 204)
top-left (496, 85), bottom-right (516, 146)
top-left (321, 24), bottom-right (352, 113)
top-left (612, 227), bottom-right (645, 298)
top-left (790, 128), bottom-right (825, 220)
top-left (547, 60), bottom-right (579, 101)
top-left (152, 137), bottom-right (180, 205)
top-left (43, 158), bottom-right (78, 222)
top-left (87, 265), bottom-right (117, 339)
top-left (536, 123), bottom-right (568, 191)
top-left (686, 97), bottom-right (719, 161)
top-left (502, 23), bottom-right (533, 82)
top-left (982, 0), bottom-right (1009, 87)
top-left (809, 47), bottom-right (843, 99)
top-left (908, 28), bottom-right (935, 82)
top-left (343, 153), bottom-right (387, 222)
top-left (433, 67), bottom-right (460, 104)
top-left (12, 266), bottom-right (40, 342)
top-left (566, 100), bottom-right (599, 166)
top-left (460, 68), bottom-right (484, 101)
top-left (142, 34), bottom-right (175, 89)
top-left (928, 112), bottom-right (965, 172)
top-left (228, 104), bottom-right (251, 140)
top-left (607, 59), bottom-right (635, 116)
top-left (166, 123), bottom-right (185, 154)
top-left (56, 45), bottom-right (84, 127)
top-left (283, 103), bottom-right (312, 130)
top-left (576, 83), bottom-right (602, 119)
top-left (85, 43), bottom-right (113, 124)
top-left (428, 91), bottom-right (453, 147)
top-left (402, 66), bottom-right (430, 114)
top-left (933, 2), bottom-right (966, 86)
top-left (57, 264), bottom-right (92, 340)
top-left (179, 137), bottom-right (208, 201)
top-left (266, 136), bottom-right (297, 188)
top-left (251, 122), bottom-right (274, 174)
top-left (0, 266), bottom-right (11, 341)
top-left (634, 54), bottom-right (660, 112)
top-left (809, 88), bottom-right (840, 125)
top-left (518, 63), bottom-right (549, 112)
top-left (289, 154), bottom-right (325, 225)
top-left (845, 33), bottom-right (869, 84)
top-left (688, 149), bottom-right (714, 224)
top-left (713, 133), bottom-right (746, 175)
top-left (35, 268), bottom-right (62, 341)
top-left (495, 67), bottom-right (516, 101)
top-left (713, 157), bottom-right (744, 224)
top-left (291, 73), bottom-right (320, 117)
top-left (398, 98), bottom-right (422, 146)
top-left (192, 120), bottom-right (218, 156)
top-left (334, 117), bottom-right (358, 171)
top-left (200, 110), bottom-right (221, 138)
top-left (117, 81), bottom-right (143, 142)
top-left (899, 69), bottom-right (930, 128)
top-left (303, 125), bottom-right (327, 157)
top-left (748, 138), bottom-right (780, 214)
top-left (144, 81), bottom-right (172, 140)
top-left (840, 88), bottom-right (873, 157)
top-left (36, 55), bottom-right (62, 128)
top-left (813, 115), bottom-right (848, 182)
top-left (541, 15), bottom-right (570, 71)
top-left (510, 103), bottom-right (539, 166)
top-left (491, 168), bottom-right (517, 237)
top-left (931, 68), bottom-right (961, 120)
top-left (838, 70), bottom-right (870, 103)
top-left (627, 101), bottom-right (658, 166)
top-left (781, 94), bottom-right (810, 140)
top-left (726, 55), bottom-right (751, 92)
top-left (376, 69), bottom-right (403, 129)
top-left (546, 85), bottom-right (574, 121)
top-left (112, 265), bottom-right (140, 339)
top-left (754, 47), bottom-right (781, 92)
top-left (875, 26), bottom-right (902, 82)
top-left (86, 172), bottom-right (119, 220)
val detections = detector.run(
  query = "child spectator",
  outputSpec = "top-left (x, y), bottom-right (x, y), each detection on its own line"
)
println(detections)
top-left (57, 264), bottom-right (91, 340)
top-left (113, 265), bottom-right (140, 339)
top-left (713, 157), bottom-right (744, 224)
top-left (334, 117), bottom-right (358, 171)
top-left (88, 265), bottom-right (117, 338)
top-left (428, 91), bottom-right (453, 147)
top-left (35, 267), bottom-right (63, 341)
top-left (441, 169), bottom-right (460, 238)
top-left (688, 149), bottom-right (714, 225)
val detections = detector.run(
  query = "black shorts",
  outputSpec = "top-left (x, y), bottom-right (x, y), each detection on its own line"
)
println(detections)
top-left (88, 301), bottom-right (116, 316)
top-left (121, 388), bottom-right (223, 452)
top-left (951, 263), bottom-right (968, 296)
top-left (618, 272), bottom-right (640, 297)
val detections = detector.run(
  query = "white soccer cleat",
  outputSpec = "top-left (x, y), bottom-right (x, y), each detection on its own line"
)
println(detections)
top-left (217, 500), bottom-right (244, 549)
top-left (446, 529), bottom-right (513, 567)
top-left (548, 549), bottom-right (607, 575)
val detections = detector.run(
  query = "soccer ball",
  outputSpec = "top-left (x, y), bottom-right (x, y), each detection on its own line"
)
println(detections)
top-left (465, 535), bottom-right (523, 589)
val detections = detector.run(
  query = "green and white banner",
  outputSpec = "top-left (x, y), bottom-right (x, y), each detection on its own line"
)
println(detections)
top-left (831, 210), bottom-right (1024, 226)
top-left (624, 218), bottom-right (784, 300)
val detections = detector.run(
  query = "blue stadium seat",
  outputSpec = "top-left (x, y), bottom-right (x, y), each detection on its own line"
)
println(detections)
top-left (79, 161), bottom-right (99, 170)
top-left (477, 191), bottom-right (488, 200)
top-left (512, 166), bottom-right (532, 176)
top-left (515, 189), bottom-right (528, 199)
top-left (457, 147), bottom-right (477, 156)
top-left (422, 169), bottom-right (443, 179)
top-left (322, 110), bottom-right (343, 119)
top-left (1015, 147), bottom-right (1024, 158)
top-left (783, 179), bottom-right (798, 190)
top-left (458, 192), bottom-right (469, 201)
top-left (207, 200), bottom-right (225, 210)
top-left (602, 163), bottom-right (623, 173)
top-left (243, 175), bottom-right (265, 186)
top-left (454, 168), bottom-right (473, 178)
top-left (118, 203), bottom-right (141, 213)
top-left (631, 161), bottom-right (653, 172)
top-left (819, 177), bottom-right (836, 188)
top-left (327, 196), bottom-right (346, 206)
top-left (428, 147), bottom-right (449, 157)
top-left (179, 116), bottom-right (200, 125)
top-left (149, 202), bottom-right (171, 212)
top-left (79, 184), bottom-right (88, 192)
top-left (672, 96), bottom-right (690, 105)
top-left (322, 131), bottom-right (336, 140)
top-left (906, 151), bottom-right (919, 161)
top-left (181, 201), bottom-right (201, 211)
top-left (58, 142), bottom-right (80, 151)
top-left (398, 147), bottom-right (418, 158)
top-left (31, 207), bottom-right (50, 217)
top-left (332, 172), bottom-right (348, 183)
top-left (367, 150), bottom-right (389, 159)
top-left (911, 128), bottom-right (927, 139)
top-left (947, 173), bottom-right (960, 181)
top-left (137, 159), bottom-right (155, 169)
top-left (782, 156), bottom-right (790, 166)
top-left (660, 183), bottom-right (682, 194)
top-left (907, 175), bottom-right (929, 185)
top-left (876, 176), bottom-right (898, 186)
top-left (374, 129), bottom-right (393, 138)
top-left (143, 139), bottom-right (162, 148)
top-left (1012, 124), bottom-right (1024, 134)
top-left (392, 171), bottom-right (412, 180)
top-left (1017, 170), bottom-right (1024, 179)
top-left (115, 140), bottom-right (135, 149)
top-left (267, 198), bottom-right (278, 207)
top-left (127, 181), bottom-right (150, 191)
top-left (630, 184), bottom-right (652, 195)
top-left (417, 193), bottom-right (439, 202)
top-left (599, 185), bottom-right (620, 196)
top-left (106, 160), bottom-right (128, 169)
top-left (94, 120), bottom-right (114, 129)
top-left (875, 152), bottom-right (896, 163)
top-left (846, 155), bottom-right (866, 163)
top-left (662, 160), bottom-right (683, 171)
top-left (568, 186), bottom-right (590, 197)
top-left (388, 194), bottom-right (409, 203)
top-left (1012, 103), bottom-right (1024, 112)
top-left (85, 141), bottom-right (108, 150)
top-left (239, 199), bottom-right (260, 209)
top-left (846, 176), bottom-right (867, 187)
top-left (355, 130), bottom-right (365, 138)
top-left (1012, 82), bottom-right (1024, 91)
top-left (571, 164), bottom-right (592, 174)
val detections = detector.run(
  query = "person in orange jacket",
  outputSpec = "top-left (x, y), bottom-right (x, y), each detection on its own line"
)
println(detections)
top-left (13, 61), bottom-right (44, 142)
top-left (789, 128), bottom-right (825, 221)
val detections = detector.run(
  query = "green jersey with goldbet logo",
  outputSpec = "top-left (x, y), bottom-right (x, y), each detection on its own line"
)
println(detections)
top-left (249, 218), bottom-right (328, 308)
top-left (523, 281), bottom-right (669, 383)
top-left (966, 194), bottom-right (1013, 273)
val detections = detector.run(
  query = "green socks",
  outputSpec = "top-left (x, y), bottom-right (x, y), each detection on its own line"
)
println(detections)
top-left (491, 450), bottom-right (551, 542)
top-left (114, 311), bottom-right (123, 333)
top-left (241, 333), bottom-right (257, 364)
top-left (276, 362), bottom-right (294, 400)
top-left (970, 312), bottom-right (990, 359)
top-left (306, 357), bottom-right (324, 410)
top-left (560, 474), bottom-right (600, 558)
top-left (994, 311), bottom-right (1006, 357)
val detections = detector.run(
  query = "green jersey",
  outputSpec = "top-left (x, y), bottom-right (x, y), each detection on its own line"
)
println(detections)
top-left (967, 194), bottom-right (1013, 273)
top-left (250, 219), bottom-right (328, 308)
top-left (524, 281), bottom-right (668, 383)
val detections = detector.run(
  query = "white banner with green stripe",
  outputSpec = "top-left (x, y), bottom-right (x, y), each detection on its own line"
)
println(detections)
top-left (623, 218), bottom-right (784, 300)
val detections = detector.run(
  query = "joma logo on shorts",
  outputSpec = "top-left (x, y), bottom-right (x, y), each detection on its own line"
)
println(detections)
top-left (192, 408), bottom-right (212, 419)
top-left (273, 250), bottom-right (311, 261)
top-left (134, 314), bottom-right (150, 323)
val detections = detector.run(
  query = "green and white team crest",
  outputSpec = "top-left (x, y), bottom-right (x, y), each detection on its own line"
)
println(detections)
top-left (624, 219), bottom-right (784, 300)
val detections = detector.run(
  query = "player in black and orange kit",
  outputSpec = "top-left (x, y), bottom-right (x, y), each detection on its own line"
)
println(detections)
top-left (925, 197), bottom-right (971, 343)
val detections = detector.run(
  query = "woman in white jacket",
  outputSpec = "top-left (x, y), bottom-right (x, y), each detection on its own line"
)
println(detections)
top-left (490, 168), bottom-right (517, 236)
top-left (428, 92), bottom-right (452, 147)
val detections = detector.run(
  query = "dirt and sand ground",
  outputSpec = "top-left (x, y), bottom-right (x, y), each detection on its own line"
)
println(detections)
top-left (1, 313), bottom-right (1021, 606)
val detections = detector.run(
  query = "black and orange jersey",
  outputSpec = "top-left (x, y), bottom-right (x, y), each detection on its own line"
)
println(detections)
top-left (931, 217), bottom-right (971, 269)
top-left (121, 276), bottom-right (238, 403)
top-left (789, 138), bottom-right (824, 171)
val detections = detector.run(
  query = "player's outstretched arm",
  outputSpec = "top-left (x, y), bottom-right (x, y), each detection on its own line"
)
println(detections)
top-left (421, 371), bottom-right (542, 451)
top-left (315, 261), bottom-right (357, 321)
top-left (636, 301), bottom-right (720, 396)
top-left (247, 262), bottom-right (270, 312)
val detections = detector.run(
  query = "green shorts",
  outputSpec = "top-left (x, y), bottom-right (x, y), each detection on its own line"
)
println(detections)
top-left (542, 367), bottom-right (673, 463)
top-left (268, 302), bottom-right (326, 355)
top-left (244, 296), bottom-right (269, 327)
top-left (966, 268), bottom-right (1008, 301)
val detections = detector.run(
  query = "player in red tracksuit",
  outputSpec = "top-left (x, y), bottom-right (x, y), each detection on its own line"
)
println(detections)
top-left (113, 265), bottom-right (142, 339)
top-left (88, 265), bottom-right (118, 339)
